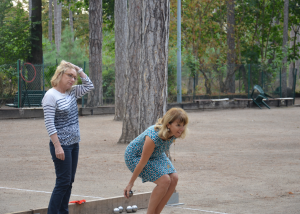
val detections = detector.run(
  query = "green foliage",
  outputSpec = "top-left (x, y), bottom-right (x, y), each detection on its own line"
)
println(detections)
top-left (42, 0), bottom-right (90, 49)
top-left (43, 26), bottom-right (89, 64)
top-left (0, 0), bottom-right (31, 64)
top-left (168, 49), bottom-right (177, 97)
top-left (288, 0), bottom-right (300, 63)
top-left (102, 29), bottom-right (115, 98)
top-left (0, 64), bottom-right (18, 98)
top-left (44, 64), bottom-right (57, 89)
top-left (69, 0), bottom-right (115, 30)
top-left (102, 66), bottom-right (115, 98)
top-left (102, 29), bottom-right (115, 66)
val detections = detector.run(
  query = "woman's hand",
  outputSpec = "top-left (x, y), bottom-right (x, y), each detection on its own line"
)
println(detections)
top-left (68, 62), bottom-right (81, 73)
top-left (68, 62), bottom-right (86, 78)
top-left (55, 145), bottom-right (65, 160)
top-left (124, 183), bottom-right (133, 198)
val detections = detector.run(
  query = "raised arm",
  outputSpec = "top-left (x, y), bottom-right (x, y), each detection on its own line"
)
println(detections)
top-left (124, 136), bottom-right (155, 198)
top-left (68, 63), bottom-right (94, 98)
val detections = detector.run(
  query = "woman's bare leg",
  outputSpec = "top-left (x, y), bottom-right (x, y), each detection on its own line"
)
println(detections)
top-left (146, 175), bottom-right (171, 214)
top-left (154, 173), bottom-right (178, 214)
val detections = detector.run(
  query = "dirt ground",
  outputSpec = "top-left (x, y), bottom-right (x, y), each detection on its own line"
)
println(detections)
top-left (1, 107), bottom-right (300, 214)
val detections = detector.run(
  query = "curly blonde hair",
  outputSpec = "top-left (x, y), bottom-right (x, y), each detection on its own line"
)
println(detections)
top-left (50, 60), bottom-right (77, 88)
top-left (154, 108), bottom-right (189, 140)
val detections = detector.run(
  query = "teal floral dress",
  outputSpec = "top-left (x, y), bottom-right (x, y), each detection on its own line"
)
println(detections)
top-left (124, 125), bottom-right (176, 183)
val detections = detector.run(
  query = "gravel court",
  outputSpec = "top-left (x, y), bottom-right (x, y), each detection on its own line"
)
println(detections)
top-left (1, 107), bottom-right (300, 214)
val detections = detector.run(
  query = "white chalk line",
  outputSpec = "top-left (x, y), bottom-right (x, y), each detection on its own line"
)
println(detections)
top-left (1, 187), bottom-right (230, 214)
top-left (166, 205), bottom-right (231, 214)
top-left (0, 187), bottom-right (103, 199)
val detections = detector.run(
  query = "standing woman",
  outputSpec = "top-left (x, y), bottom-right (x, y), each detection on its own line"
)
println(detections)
top-left (42, 60), bottom-right (94, 214)
top-left (124, 108), bottom-right (189, 214)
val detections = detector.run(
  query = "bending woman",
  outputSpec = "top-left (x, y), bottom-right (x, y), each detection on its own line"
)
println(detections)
top-left (124, 108), bottom-right (189, 214)
top-left (42, 60), bottom-right (94, 214)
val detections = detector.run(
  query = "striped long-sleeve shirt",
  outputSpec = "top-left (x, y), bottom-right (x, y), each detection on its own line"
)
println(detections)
top-left (42, 76), bottom-right (94, 146)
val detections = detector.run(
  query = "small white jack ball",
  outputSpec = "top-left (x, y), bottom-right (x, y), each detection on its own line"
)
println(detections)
top-left (132, 205), bottom-right (138, 212)
top-left (118, 206), bottom-right (124, 213)
top-left (114, 208), bottom-right (120, 213)
top-left (126, 206), bottom-right (133, 213)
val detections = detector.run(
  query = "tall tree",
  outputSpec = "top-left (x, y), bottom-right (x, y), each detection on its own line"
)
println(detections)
top-left (138, 0), bottom-right (170, 132)
top-left (297, 33), bottom-right (300, 80)
top-left (29, 0), bottom-right (43, 64)
top-left (28, 0), bottom-right (43, 90)
top-left (68, 0), bottom-right (75, 42)
top-left (288, 1), bottom-right (300, 88)
top-left (87, 0), bottom-right (103, 107)
top-left (281, 0), bottom-right (289, 97)
top-left (118, 0), bottom-right (170, 143)
top-left (48, 0), bottom-right (53, 42)
top-left (54, 0), bottom-right (62, 52)
top-left (29, 0), bottom-right (32, 19)
top-left (114, 0), bottom-right (128, 121)
top-left (118, 0), bottom-right (142, 144)
top-left (288, 27), bottom-right (299, 88)
top-left (225, 0), bottom-right (236, 93)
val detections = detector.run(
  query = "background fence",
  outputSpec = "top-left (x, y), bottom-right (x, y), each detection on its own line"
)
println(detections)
top-left (0, 60), bottom-right (299, 108)
top-left (168, 63), bottom-right (299, 103)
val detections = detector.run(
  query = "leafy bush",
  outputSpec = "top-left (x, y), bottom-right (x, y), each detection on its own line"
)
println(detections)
top-left (102, 65), bottom-right (115, 98)
top-left (44, 64), bottom-right (57, 90)
top-left (0, 64), bottom-right (18, 98)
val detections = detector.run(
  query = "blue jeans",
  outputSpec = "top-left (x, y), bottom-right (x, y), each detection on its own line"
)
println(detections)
top-left (48, 142), bottom-right (79, 214)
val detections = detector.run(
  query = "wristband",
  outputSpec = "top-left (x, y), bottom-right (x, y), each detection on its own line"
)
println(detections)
top-left (78, 68), bottom-right (83, 74)
top-left (53, 139), bottom-right (59, 145)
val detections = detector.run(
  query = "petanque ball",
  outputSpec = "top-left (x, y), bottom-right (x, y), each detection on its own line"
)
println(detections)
top-left (118, 206), bottom-right (124, 213)
top-left (132, 205), bottom-right (138, 212)
top-left (114, 208), bottom-right (120, 213)
top-left (126, 206), bottom-right (132, 213)
top-left (129, 190), bottom-right (133, 197)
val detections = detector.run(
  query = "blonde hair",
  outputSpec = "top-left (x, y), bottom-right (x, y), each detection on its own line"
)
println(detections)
top-left (154, 108), bottom-right (189, 140)
top-left (51, 60), bottom-right (77, 88)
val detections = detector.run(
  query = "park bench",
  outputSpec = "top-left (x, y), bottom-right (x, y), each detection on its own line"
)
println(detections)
top-left (195, 98), bottom-right (229, 103)
top-left (5, 90), bottom-right (45, 108)
top-left (233, 97), bottom-right (294, 108)
top-left (267, 97), bottom-right (294, 107)
top-left (194, 98), bottom-right (230, 109)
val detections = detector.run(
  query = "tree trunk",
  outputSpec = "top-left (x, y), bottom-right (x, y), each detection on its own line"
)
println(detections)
top-left (240, 64), bottom-right (248, 94)
top-left (54, 0), bottom-right (62, 53)
top-left (138, 0), bottom-right (170, 133)
top-left (29, 0), bottom-right (32, 20)
top-left (29, 2), bottom-right (43, 64)
top-left (114, 0), bottom-right (128, 121)
top-left (297, 33), bottom-right (300, 80)
top-left (87, 0), bottom-right (103, 107)
top-left (69, 2), bottom-right (74, 42)
top-left (54, 0), bottom-right (57, 46)
top-left (48, 0), bottom-right (53, 43)
top-left (202, 73), bottom-right (212, 95)
top-left (187, 77), bottom-right (193, 95)
top-left (281, 0), bottom-right (289, 97)
top-left (118, 0), bottom-right (142, 144)
top-left (28, 0), bottom-right (43, 90)
top-left (58, 1), bottom-right (62, 51)
top-left (225, 0), bottom-right (235, 93)
top-left (288, 27), bottom-right (295, 88)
